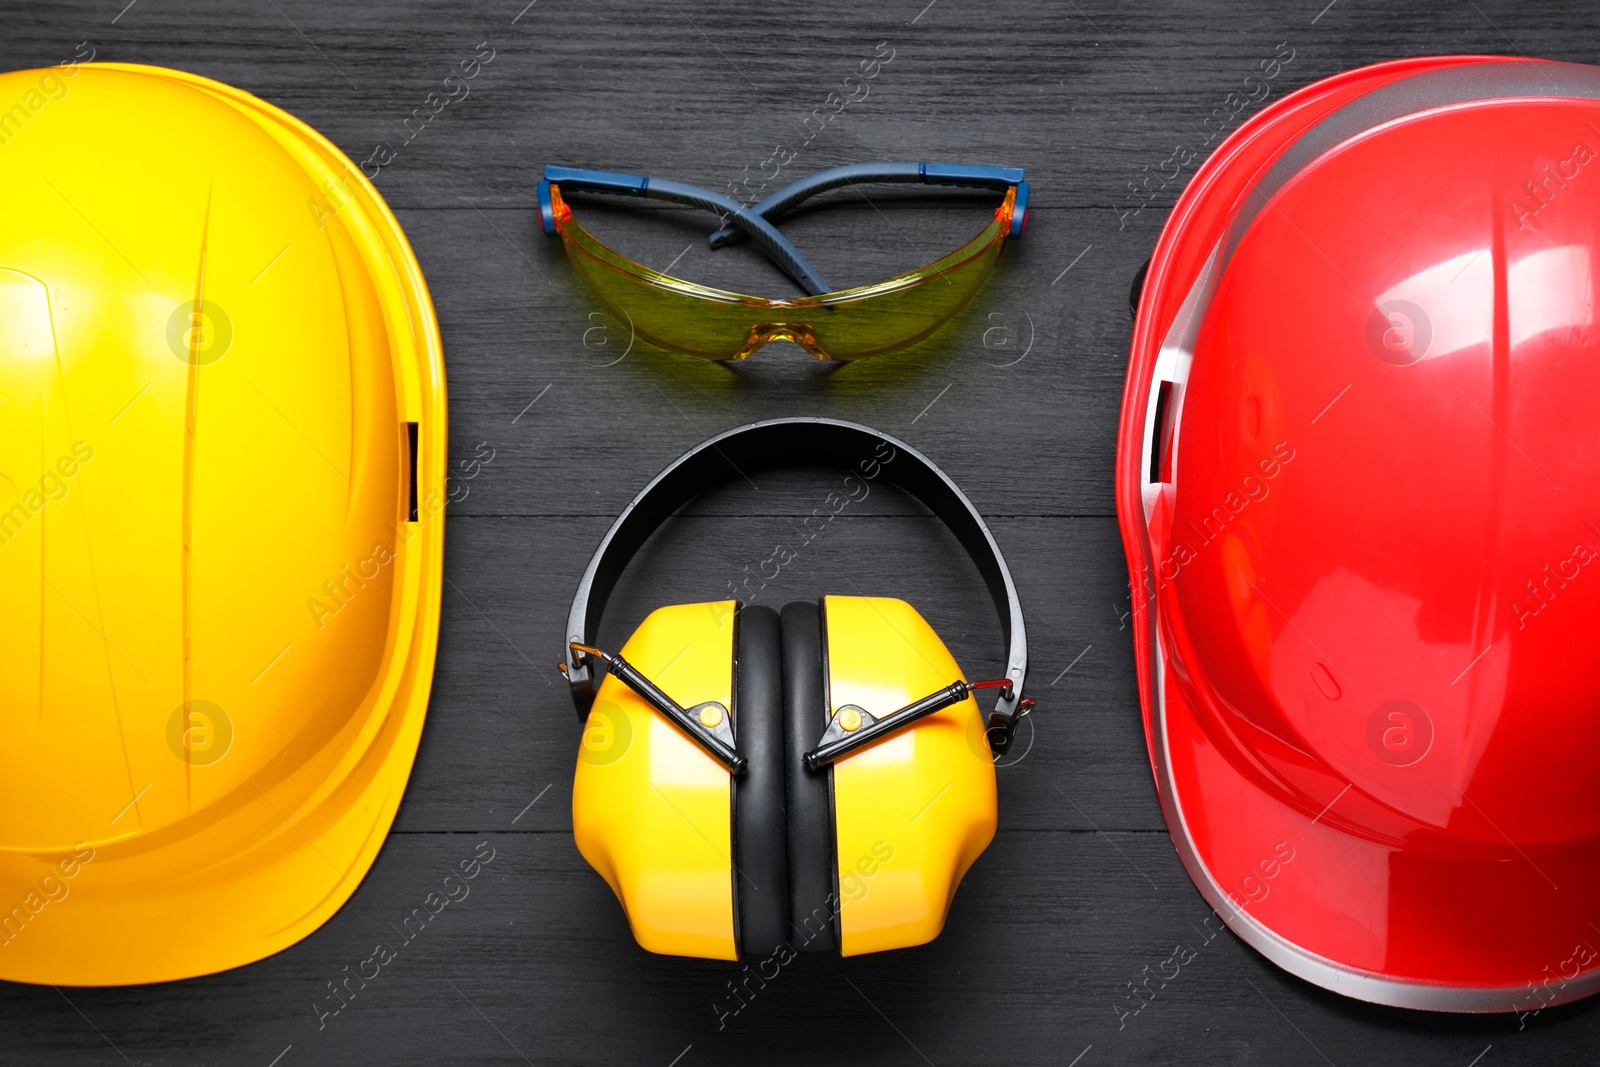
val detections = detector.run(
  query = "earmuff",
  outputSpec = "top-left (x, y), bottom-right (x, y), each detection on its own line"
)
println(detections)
top-left (563, 418), bottom-right (1031, 960)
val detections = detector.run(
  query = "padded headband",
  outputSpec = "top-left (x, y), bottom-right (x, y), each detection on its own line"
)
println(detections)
top-left (564, 417), bottom-right (1029, 736)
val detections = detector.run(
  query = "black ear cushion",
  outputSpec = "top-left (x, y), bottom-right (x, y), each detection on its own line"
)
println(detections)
top-left (732, 604), bottom-right (789, 957)
top-left (781, 600), bottom-right (838, 954)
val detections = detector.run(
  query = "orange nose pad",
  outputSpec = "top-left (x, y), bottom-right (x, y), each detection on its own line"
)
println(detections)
top-left (735, 324), bottom-right (827, 360)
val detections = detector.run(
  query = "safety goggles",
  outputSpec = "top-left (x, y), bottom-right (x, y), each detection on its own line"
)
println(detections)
top-left (537, 162), bottom-right (1029, 361)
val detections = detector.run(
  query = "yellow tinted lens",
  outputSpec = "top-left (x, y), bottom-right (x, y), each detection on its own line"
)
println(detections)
top-left (801, 211), bottom-right (1007, 360)
top-left (550, 185), bottom-right (1013, 361)
top-left (556, 213), bottom-right (765, 358)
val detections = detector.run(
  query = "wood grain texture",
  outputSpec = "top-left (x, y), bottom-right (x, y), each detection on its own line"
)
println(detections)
top-left (4, 0), bottom-right (1600, 1062)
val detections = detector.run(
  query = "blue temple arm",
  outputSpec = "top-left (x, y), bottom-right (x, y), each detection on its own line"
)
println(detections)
top-left (707, 163), bottom-right (1028, 249)
top-left (540, 165), bottom-right (833, 295)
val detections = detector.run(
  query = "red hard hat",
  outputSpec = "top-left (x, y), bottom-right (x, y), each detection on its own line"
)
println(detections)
top-left (1119, 56), bottom-right (1600, 1012)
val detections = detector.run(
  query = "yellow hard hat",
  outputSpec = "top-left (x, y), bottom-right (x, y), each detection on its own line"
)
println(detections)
top-left (0, 63), bottom-right (445, 984)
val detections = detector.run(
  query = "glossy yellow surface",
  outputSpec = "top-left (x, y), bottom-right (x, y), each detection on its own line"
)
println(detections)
top-left (825, 596), bottom-right (997, 955)
top-left (572, 602), bottom-right (738, 960)
top-left (0, 64), bottom-right (445, 984)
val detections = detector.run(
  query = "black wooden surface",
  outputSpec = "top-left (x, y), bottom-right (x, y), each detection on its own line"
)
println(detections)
top-left (4, 1), bottom-right (1600, 1063)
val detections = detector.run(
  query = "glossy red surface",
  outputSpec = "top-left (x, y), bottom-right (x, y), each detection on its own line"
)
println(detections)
top-left (1118, 57), bottom-right (1600, 1009)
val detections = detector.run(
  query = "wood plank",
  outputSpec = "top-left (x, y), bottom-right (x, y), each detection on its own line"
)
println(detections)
top-left (401, 513), bottom-right (1151, 835)
top-left (1, 832), bottom-right (1590, 1065)
top-left (404, 201), bottom-right (1136, 521)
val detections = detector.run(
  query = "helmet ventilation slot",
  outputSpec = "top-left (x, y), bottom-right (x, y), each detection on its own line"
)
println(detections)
top-left (405, 421), bottom-right (419, 522)
top-left (1150, 380), bottom-right (1177, 484)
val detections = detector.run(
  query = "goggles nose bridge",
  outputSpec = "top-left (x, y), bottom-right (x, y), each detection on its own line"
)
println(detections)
top-left (737, 322), bottom-right (827, 360)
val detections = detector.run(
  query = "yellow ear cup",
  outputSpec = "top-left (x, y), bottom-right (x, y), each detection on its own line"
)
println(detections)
top-left (823, 595), bottom-right (998, 955)
top-left (571, 601), bottom-right (739, 959)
